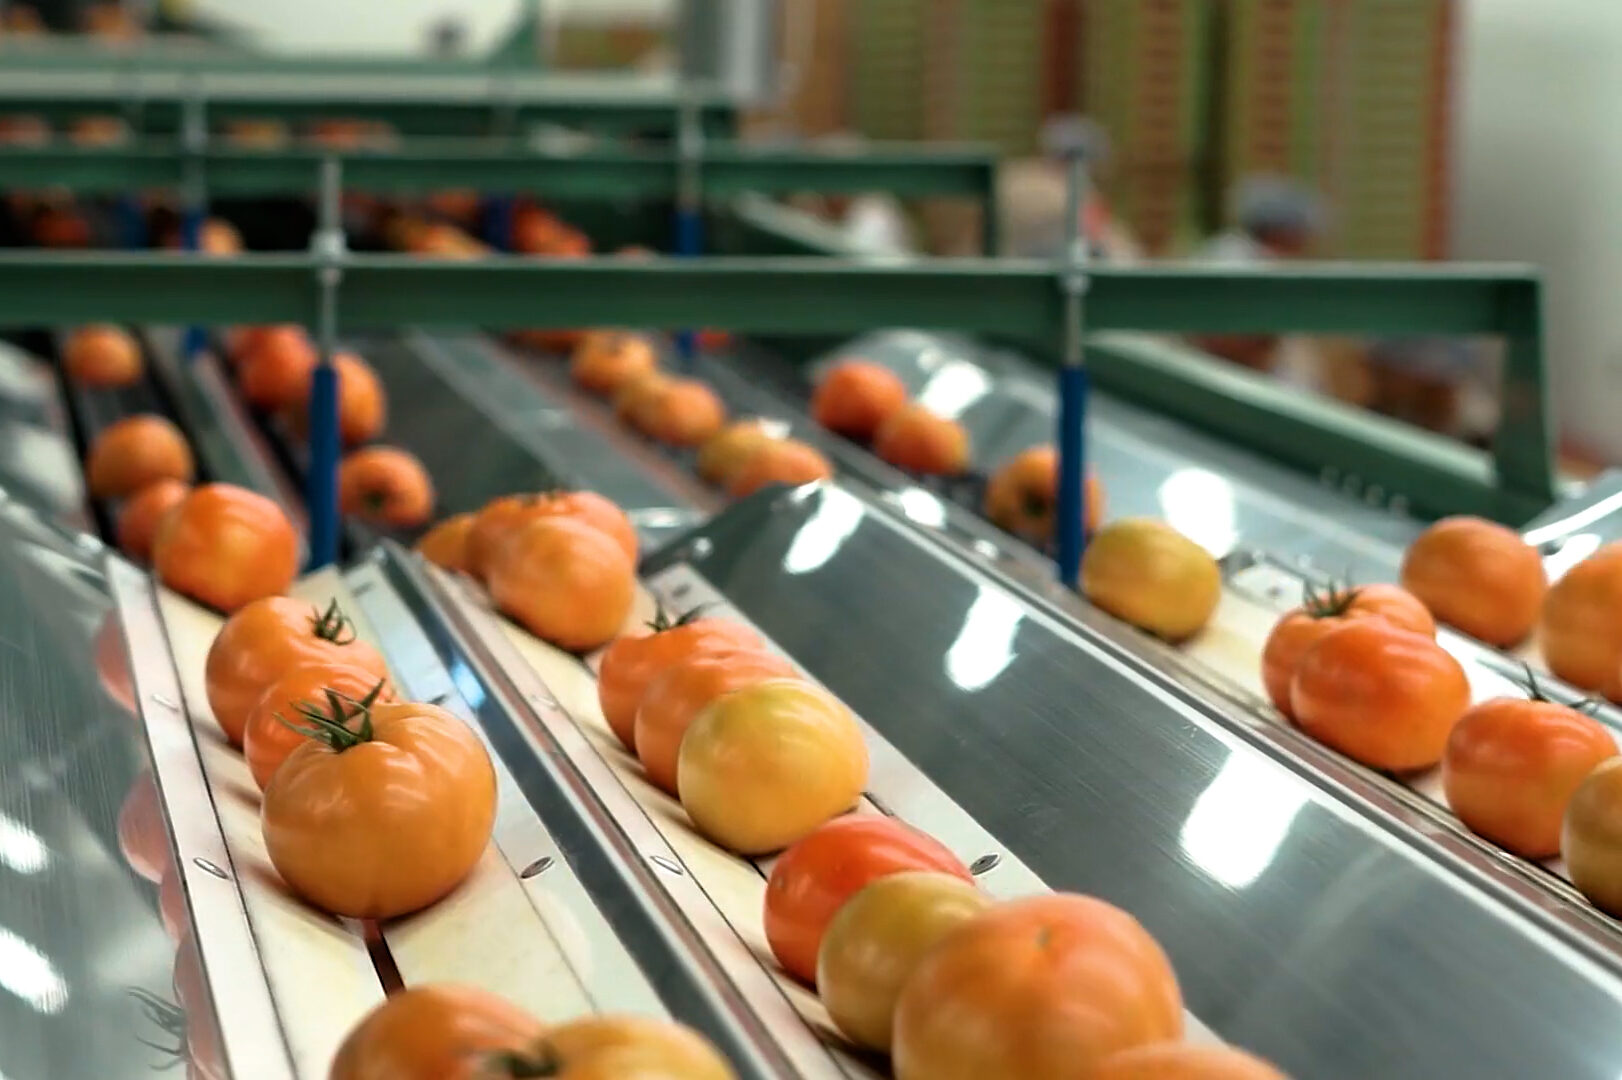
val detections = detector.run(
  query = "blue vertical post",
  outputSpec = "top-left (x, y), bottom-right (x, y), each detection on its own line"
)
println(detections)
top-left (179, 92), bottom-right (208, 359)
top-left (307, 156), bottom-right (345, 570)
top-left (673, 88), bottom-right (704, 371)
top-left (1054, 152), bottom-right (1093, 589)
top-left (484, 195), bottom-right (516, 251)
top-left (116, 196), bottom-right (147, 249)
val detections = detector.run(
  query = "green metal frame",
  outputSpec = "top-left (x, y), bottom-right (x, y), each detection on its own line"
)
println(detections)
top-left (0, 250), bottom-right (1556, 523)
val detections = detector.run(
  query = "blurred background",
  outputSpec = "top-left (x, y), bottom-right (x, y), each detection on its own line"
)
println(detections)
top-left (0, 0), bottom-right (1605, 472)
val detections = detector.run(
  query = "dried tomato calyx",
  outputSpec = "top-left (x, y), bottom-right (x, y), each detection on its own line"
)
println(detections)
top-left (275, 680), bottom-right (388, 752)
top-left (1301, 582), bottom-right (1360, 619)
top-left (307, 597), bottom-right (359, 645)
top-left (126, 987), bottom-right (186, 1063)
top-left (481, 1044), bottom-right (567, 1078)
top-left (645, 601), bottom-right (709, 634)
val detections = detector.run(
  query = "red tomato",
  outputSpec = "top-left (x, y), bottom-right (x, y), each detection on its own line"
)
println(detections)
top-left (204, 595), bottom-right (387, 746)
top-left (153, 484), bottom-right (300, 613)
top-left (1290, 621), bottom-right (1470, 771)
top-left (892, 893), bottom-right (1183, 1079)
top-left (764, 815), bottom-right (973, 986)
top-left (329, 985), bottom-right (544, 1080)
top-left (597, 609), bottom-right (761, 751)
top-left (1260, 582), bottom-right (1436, 718)
top-left (634, 647), bottom-right (797, 794)
top-left (1442, 693), bottom-right (1618, 858)
top-left (242, 666), bottom-right (394, 792)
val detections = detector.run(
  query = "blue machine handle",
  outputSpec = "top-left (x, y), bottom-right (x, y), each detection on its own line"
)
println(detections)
top-left (180, 207), bottom-right (207, 359)
top-left (673, 206), bottom-right (703, 369)
top-left (1055, 363), bottom-right (1090, 589)
top-left (306, 361), bottom-right (341, 570)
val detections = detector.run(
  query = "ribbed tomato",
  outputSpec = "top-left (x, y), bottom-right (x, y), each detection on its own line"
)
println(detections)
top-left (204, 595), bottom-right (387, 746)
top-left (86, 414), bottom-right (195, 499)
top-left (570, 331), bottom-right (659, 396)
top-left (812, 359), bottom-right (908, 442)
top-left (116, 479), bottom-right (190, 564)
top-left (242, 666), bottom-right (393, 791)
top-left (641, 378), bottom-right (727, 447)
top-left (1260, 582), bottom-right (1435, 718)
top-left (154, 484), bottom-right (300, 613)
top-left (416, 513), bottom-right (475, 573)
top-left (338, 446), bottom-right (435, 529)
top-left (634, 647), bottom-right (797, 794)
top-left (1402, 516), bottom-right (1546, 647)
top-left (598, 608), bottom-right (761, 750)
top-left (329, 985), bottom-right (544, 1080)
top-left (487, 516), bottom-right (634, 653)
top-left (983, 445), bottom-right (1104, 546)
top-left (764, 815), bottom-right (973, 986)
top-left (466, 491), bottom-right (637, 581)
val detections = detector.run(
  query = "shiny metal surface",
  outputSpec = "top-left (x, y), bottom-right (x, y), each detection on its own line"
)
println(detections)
top-left (645, 482), bottom-right (1622, 1080)
top-left (0, 498), bottom-right (186, 1080)
top-left (0, 339), bottom-right (88, 531)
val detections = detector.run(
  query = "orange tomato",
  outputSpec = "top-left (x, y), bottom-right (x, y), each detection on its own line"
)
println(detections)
top-left (1401, 516), bottom-right (1546, 647)
top-left (154, 484), bottom-right (300, 614)
top-left (726, 439), bottom-right (833, 498)
top-left (117, 770), bottom-right (172, 884)
top-left (1260, 582), bottom-right (1436, 718)
top-left (765, 815), bottom-right (973, 986)
top-left (1290, 621), bottom-right (1470, 771)
top-left (238, 327), bottom-right (317, 410)
top-left (697, 420), bottom-right (775, 487)
top-left (243, 666), bottom-right (394, 792)
top-left (677, 678), bottom-right (868, 855)
top-left (116, 479), bottom-right (190, 564)
top-left (262, 697), bottom-right (495, 918)
top-left (63, 324), bottom-right (142, 387)
top-left (204, 595), bottom-right (387, 746)
top-left (983, 445), bottom-right (1104, 545)
top-left (817, 871), bottom-right (991, 1051)
top-left (613, 371), bottom-right (673, 430)
top-left (329, 984), bottom-right (544, 1080)
top-left (496, 1015), bottom-right (736, 1080)
top-left (598, 609), bottom-right (761, 750)
top-left (467, 491), bottom-right (637, 581)
top-left (488, 516), bottom-right (635, 652)
top-left (198, 218), bottom-right (243, 255)
top-left (1562, 757), bottom-right (1622, 916)
top-left (1093, 1043), bottom-right (1290, 1080)
top-left (892, 893), bottom-right (1183, 1080)
top-left (86, 414), bottom-right (195, 499)
top-left (812, 360), bottom-right (908, 442)
top-left (1542, 543), bottom-right (1622, 700)
top-left (641, 378), bottom-right (727, 447)
top-left (1081, 518), bottom-right (1221, 642)
top-left (466, 494), bottom-right (537, 581)
top-left (338, 446), bottom-right (435, 529)
top-left (416, 513), bottom-right (476, 573)
top-left (284, 352), bottom-right (387, 446)
top-left (571, 331), bottom-right (659, 396)
top-left (874, 403), bottom-right (971, 476)
top-left (1441, 694), bottom-right (1617, 858)
top-left (634, 647), bottom-right (797, 794)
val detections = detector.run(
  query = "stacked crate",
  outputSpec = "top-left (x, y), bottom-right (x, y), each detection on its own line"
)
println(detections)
top-left (848, 0), bottom-right (931, 141)
top-left (921, 0), bottom-right (1051, 155)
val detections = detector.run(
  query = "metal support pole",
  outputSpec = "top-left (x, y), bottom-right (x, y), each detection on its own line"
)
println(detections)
top-left (673, 86), bottom-right (705, 371)
top-left (307, 155), bottom-right (346, 571)
top-left (179, 89), bottom-right (207, 359)
top-left (1054, 152), bottom-right (1092, 589)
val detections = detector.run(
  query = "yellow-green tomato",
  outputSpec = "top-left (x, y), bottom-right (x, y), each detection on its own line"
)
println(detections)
top-left (1562, 756), bottom-right (1622, 916)
top-left (816, 871), bottom-right (992, 1052)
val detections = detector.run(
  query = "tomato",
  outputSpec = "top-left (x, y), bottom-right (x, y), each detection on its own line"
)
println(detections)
top-left (425, 188), bottom-right (482, 227)
top-left (63, 324), bottom-right (142, 387)
top-left (154, 484), bottom-right (301, 614)
top-left (571, 331), bottom-right (659, 396)
top-left (1542, 543), bottom-right (1622, 699)
top-left (1260, 582), bottom-right (1435, 718)
top-left (329, 984), bottom-right (544, 1080)
top-left (874, 404), bottom-right (971, 476)
top-left (614, 371), bottom-right (673, 431)
top-left (1401, 516), bottom-right (1546, 647)
top-left (818, 871), bottom-right (990, 1051)
top-left (726, 439), bottom-right (833, 498)
top-left (764, 815), bottom-right (973, 986)
top-left (1441, 693), bottom-right (1618, 858)
top-left (95, 610), bottom-right (136, 714)
top-left (983, 445), bottom-right (1104, 545)
top-left (416, 513), bottom-right (475, 573)
top-left (1093, 1043), bottom-right (1290, 1080)
top-left (892, 893), bottom-right (1183, 1080)
top-left (262, 697), bottom-right (496, 918)
top-left (642, 378), bottom-right (727, 447)
top-left (243, 666), bottom-right (393, 791)
top-left (697, 421), bottom-right (775, 487)
top-left (492, 1015), bottom-right (736, 1080)
top-left (198, 218), bottom-right (243, 256)
top-left (812, 360), bottom-right (909, 442)
top-left (468, 491), bottom-right (636, 581)
top-left (598, 609), bottom-right (762, 750)
top-left (678, 679), bottom-right (868, 855)
top-left (466, 494), bottom-right (536, 581)
top-left (1563, 757), bottom-right (1622, 916)
top-left (488, 516), bottom-right (635, 653)
top-left (1290, 621), bottom-right (1470, 771)
top-left (635, 647), bottom-right (797, 794)
top-left (238, 326), bottom-right (317, 410)
top-left (204, 595), bottom-right (387, 746)
top-left (224, 323), bottom-right (290, 366)
top-left (510, 327), bottom-right (587, 353)
top-left (284, 352), bottom-right (387, 447)
top-left (86, 414), bottom-right (195, 499)
top-left (118, 770), bottom-right (172, 883)
top-left (1081, 518), bottom-right (1222, 642)
top-left (338, 446), bottom-right (435, 529)
top-left (117, 479), bottom-right (190, 564)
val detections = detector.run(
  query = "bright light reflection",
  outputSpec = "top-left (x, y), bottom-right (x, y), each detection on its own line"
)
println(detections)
top-left (782, 489), bottom-right (864, 576)
top-left (0, 926), bottom-right (68, 1013)
top-left (1158, 468), bottom-right (1238, 557)
top-left (1179, 753), bottom-right (1308, 890)
top-left (1544, 532), bottom-right (1602, 581)
top-left (0, 813), bottom-right (47, 874)
top-left (916, 360), bottom-right (991, 419)
top-left (894, 487), bottom-right (947, 528)
top-left (945, 587), bottom-right (1024, 692)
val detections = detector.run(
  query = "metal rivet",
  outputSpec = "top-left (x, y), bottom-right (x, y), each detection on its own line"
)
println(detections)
top-left (649, 854), bottom-right (685, 876)
top-left (969, 853), bottom-right (1001, 876)
top-left (149, 692), bottom-right (179, 710)
top-left (431, 693), bottom-right (452, 706)
top-left (528, 693), bottom-right (557, 711)
top-left (519, 856), bottom-right (554, 879)
top-left (671, 584), bottom-right (692, 601)
top-left (193, 857), bottom-right (229, 880)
